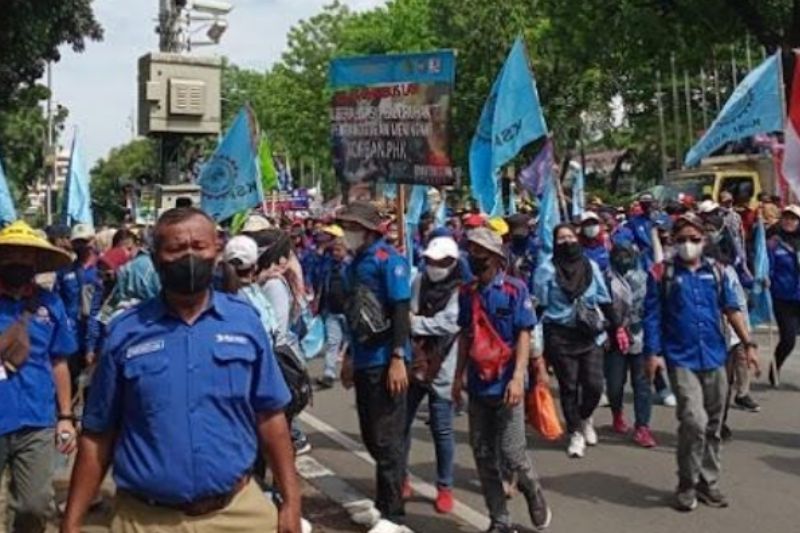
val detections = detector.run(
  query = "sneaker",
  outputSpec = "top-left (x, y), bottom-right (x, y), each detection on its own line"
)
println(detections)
top-left (662, 393), bottom-right (677, 407)
top-left (598, 392), bottom-right (610, 407)
top-left (567, 431), bottom-right (586, 458)
top-left (632, 426), bottom-right (657, 448)
top-left (734, 394), bottom-right (761, 413)
top-left (612, 411), bottom-right (630, 434)
top-left (696, 483), bottom-right (729, 508)
top-left (401, 477), bottom-right (413, 500)
top-left (434, 487), bottom-right (454, 514)
top-left (674, 487), bottom-right (698, 512)
top-left (368, 519), bottom-right (414, 533)
top-left (301, 517), bottom-right (313, 533)
top-left (524, 486), bottom-right (552, 530)
top-left (485, 523), bottom-right (518, 533)
top-left (315, 375), bottom-right (335, 389)
top-left (581, 418), bottom-right (598, 446)
top-left (293, 436), bottom-right (312, 456)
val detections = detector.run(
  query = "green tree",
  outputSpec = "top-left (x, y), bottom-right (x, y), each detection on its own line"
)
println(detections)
top-left (90, 139), bottom-right (158, 225)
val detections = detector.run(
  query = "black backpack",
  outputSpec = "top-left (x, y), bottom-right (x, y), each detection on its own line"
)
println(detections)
top-left (273, 344), bottom-right (312, 418)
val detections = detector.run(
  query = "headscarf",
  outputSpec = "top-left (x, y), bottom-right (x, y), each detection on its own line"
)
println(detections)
top-left (552, 223), bottom-right (592, 302)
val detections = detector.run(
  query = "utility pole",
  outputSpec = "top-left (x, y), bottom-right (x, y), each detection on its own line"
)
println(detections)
top-left (700, 67), bottom-right (709, 129)
top-left (158, 0), bottom-right (183, 52)
top-left (670, 53), bottom-right (681, 167)
top-left (684, 70), bottom-right (694, 144)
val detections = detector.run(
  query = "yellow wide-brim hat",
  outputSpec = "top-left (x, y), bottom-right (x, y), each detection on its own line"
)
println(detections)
top-left (0, 221), bottom-right (72, 273)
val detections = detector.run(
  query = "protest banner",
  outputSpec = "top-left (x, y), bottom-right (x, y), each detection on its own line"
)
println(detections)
top-left (330, 50), bottom-right (456, 187)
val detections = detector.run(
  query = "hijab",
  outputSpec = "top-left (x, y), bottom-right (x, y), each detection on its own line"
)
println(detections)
top-left (552, 223), bottom-right (592, 302)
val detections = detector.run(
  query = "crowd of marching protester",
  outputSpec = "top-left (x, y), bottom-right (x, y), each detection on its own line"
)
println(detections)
top-left (0, 187), bottom-right (797, 533)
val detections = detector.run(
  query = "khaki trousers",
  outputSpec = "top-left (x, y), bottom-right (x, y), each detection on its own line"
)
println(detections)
top-left (110, 480), bottom-right (279, 533)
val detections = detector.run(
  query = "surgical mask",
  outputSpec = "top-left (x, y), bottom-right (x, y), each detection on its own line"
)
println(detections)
top-left (583, 224), bottom-right (600, 239)
top-left (677, 241), bottom-right (704, 262)
top-left (0, 264), bottom-right (35, 289)
top-left (157, 254), bottom-right (215, 295)
top-left (343, 230), bottom-right (365, 251)
top-left (426, 264), bottom-right (454, 283)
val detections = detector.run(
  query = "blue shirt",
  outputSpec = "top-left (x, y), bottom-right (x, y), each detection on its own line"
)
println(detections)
top-left (768, 236), bottom-right (800, 303)
top-left (83, 291), bottom-right (291, 504)
top-left (642, 259), bottom-right (740, 371)
top-left (534, 259), bottom-right (611, 345)
top-left (626, 214), bottom-right (654, 266)
top-left (345, 238), bottom-right (411, 370)
top-left (582, 241), bottom-right (610, 272)
top-left (458, 273), bottom-right (536, 397)
top-left (0, 289), bottom-right (77, 436)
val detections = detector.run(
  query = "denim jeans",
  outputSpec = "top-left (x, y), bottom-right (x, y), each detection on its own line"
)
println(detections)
top-left (323, 313), bottom-right (347, 379)
top-left (603, 351), bottom-right (652, 427)
top-left (402, 383), bottom-right (455, 488)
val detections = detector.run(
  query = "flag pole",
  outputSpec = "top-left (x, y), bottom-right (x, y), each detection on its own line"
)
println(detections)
top-left (656, 71), bottom-right (668, 181)
top-left (397, 183), bottom-right (406, 257)
top-left (684, 70), bottom-right (694, 144)
top-left (671, 53), bottom-right (682, 165)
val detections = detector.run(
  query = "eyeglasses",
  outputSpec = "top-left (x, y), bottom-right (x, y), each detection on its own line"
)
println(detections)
top-left (675, 236), bottom-right (703, 244)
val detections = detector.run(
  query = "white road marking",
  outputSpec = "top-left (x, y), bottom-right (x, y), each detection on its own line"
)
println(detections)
top-left (298, 411), bottom-right (491, 531)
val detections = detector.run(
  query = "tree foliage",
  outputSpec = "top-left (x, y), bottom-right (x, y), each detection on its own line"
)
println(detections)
top-left (90, 139), bottom-right (158, 225)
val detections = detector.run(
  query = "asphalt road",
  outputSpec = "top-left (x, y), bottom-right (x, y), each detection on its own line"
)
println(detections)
top-left (298, 334), bottom-right (799, 533)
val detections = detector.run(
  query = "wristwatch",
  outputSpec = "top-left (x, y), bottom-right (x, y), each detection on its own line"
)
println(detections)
top-left (58, 413), bottom-right (77, 422)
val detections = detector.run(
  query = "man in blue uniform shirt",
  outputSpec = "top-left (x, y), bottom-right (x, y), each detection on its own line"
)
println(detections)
top-left (0, 221), bottom-right (77, 533)
top-left (454, 227), bottom-right (551, 533)
top-left (337, 202), bottom-right (411, 530)
top-left (62, 207), bottom-right (301, 533)
top-left (644, 213), bottom-right (759, 513)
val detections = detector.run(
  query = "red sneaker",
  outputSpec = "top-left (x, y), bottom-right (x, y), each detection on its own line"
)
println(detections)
top-left (435, 487), bottom-right (454, 514)
top-left (401, 477), bottom-right (413, 500)
top-left (612, 411), bottom-right (630, 434)
top-left (633, 425), bottom-right (657, 448)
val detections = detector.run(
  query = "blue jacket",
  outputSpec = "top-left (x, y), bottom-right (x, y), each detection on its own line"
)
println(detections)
top-left (582, 240), bottom-right (610, 272)
top-left (643, 259), bottom-right (740, 371)
top-left (768, 236), bottom-right (800, 303)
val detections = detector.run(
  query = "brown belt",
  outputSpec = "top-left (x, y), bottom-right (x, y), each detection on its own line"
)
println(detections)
top-left (124, 474), bottom-right (251, 517)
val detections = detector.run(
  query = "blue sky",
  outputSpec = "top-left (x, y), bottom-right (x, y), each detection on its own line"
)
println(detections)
top-left (50, 0), bottom-right (384, 165)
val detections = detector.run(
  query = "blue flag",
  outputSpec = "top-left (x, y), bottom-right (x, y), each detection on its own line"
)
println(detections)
top-left (536, 169), bottom-right (561, 266)
top-left (0, 158), bottom-right (16, 225)
top-left (685, 53), bottom-right (783, 167)
top-left (570, 163), bottom-right (585, 219)
top-left (470, 36), bottom-right (548, 214)
top-left (199, 106), bottom-right (262, 222)
top-left (749, 218), bottom-right (774, 326)
top-left (61, 131), bottom-right (93, 226)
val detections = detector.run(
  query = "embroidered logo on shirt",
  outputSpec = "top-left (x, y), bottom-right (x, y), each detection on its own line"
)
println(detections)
top-left (393, 265), bottom-right (406, 278)
top-left (63, 272), bottom-right (77, 281)
top-left (215, 333), bottom-right (248, 345)
top-left (126, 340), bottom-right (165, 359)
top-left (33, 306), bottom-right (52, 326)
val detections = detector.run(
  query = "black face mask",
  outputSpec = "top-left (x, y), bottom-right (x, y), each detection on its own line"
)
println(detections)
top-left (0, 264), bottom-right (35, 289)
top-left (511, 235), bottom-right (528, 248)
top-left (468, 254), bottom-right (492, 275)
top-left (611, 252), bottom-right (636, 274)
top-left (554, 242), bottom-right (583, 262)
top-left (157, 254), bottom-right (215, 295)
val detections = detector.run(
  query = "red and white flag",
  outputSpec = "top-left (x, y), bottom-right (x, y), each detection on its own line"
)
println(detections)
top-left (782, 52), bottom-right (800, 200)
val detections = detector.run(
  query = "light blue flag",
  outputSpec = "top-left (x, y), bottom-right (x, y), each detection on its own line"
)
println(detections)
top-left (749, 218), bottom-right (774, 326)
top-left (470, 36), bottom-right (548, 214)
top-left (0, 158), bottom-right (17, 225)
top-left (435, 191), bottom-right (447, 227)
top-left (199, 106), bottom-right (262, 222)
top-left (404, 185), bottom-right (429, 266)
top-left (382, 183), bottom-right (397, 200)
top-left (685, 53), bottom-right (783, 167)
top-left (571, 164), bottom-right (585, 219)
top-left (62, 131), bottom-right (93, 226)
top-left (536, 169), bottom-right (561, 266)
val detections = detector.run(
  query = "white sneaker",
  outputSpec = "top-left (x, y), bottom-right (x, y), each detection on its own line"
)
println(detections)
top-left (598, 392), bottom-right (610, 407)
top-left (344, 499), bottom-right (381, 527)
top-left (368, 518), bottom-right (414, 533)
top-left (663, 393), bottom-right (677, 407)
top-left (581, 417), bottom-right (598, 446)
top-left (567, 431), bottom-right (586, 458)
top-left (301, 517), bottom-right (313, 533)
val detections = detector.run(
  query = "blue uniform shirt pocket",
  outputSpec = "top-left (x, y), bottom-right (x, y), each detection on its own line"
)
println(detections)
top-left (122, 354), bottom-right (170, 415)
top-left (212, 344), bottom-right (257, 399)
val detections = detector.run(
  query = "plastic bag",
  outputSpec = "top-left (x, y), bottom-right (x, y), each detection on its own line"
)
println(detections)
top-left (300, 311), bottom-right (326, 360)
top-left (525, 382), bottom-right (564, 441)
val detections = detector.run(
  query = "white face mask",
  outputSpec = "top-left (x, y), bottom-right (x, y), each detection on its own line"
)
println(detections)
top-left (677, 240), bottom-right (704, 262)
top-left (343, 230), bottom-right (365, 251)
top-left (426, 264), bottom-right (454, 282)
top-left (583, 224), bottom-right (600, 239)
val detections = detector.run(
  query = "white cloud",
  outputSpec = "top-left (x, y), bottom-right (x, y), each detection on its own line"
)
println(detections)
top-left (51, 0), bottom-right (385, 165)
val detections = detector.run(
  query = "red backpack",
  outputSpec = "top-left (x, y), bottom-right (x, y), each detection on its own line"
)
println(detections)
top-left (468, 287), bottom-right (513, 382)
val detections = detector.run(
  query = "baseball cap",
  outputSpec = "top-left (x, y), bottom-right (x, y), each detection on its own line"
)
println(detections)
top-left (423, 236), bottom-right (459, 261)
top-left (466, 226), bottom-right (505, 259)
top-left (322, 224), bottom-right (344, 238)
top-left (224, 235), bottom-right (259, 270)
top-left (673, 213), bottom-right (705, 234)
top-left (70, 223), bottom-right (96, 241)
top-left (241, 214), bottom-right (272, 234)
top-left (639, 193), bottom-right (654, 203)
top-left (782, 204), bottom-right (800, 220)
top-left (580, 211), bottom-right (601, 224)
top-left (698, 200), bottom-right (720, 214)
